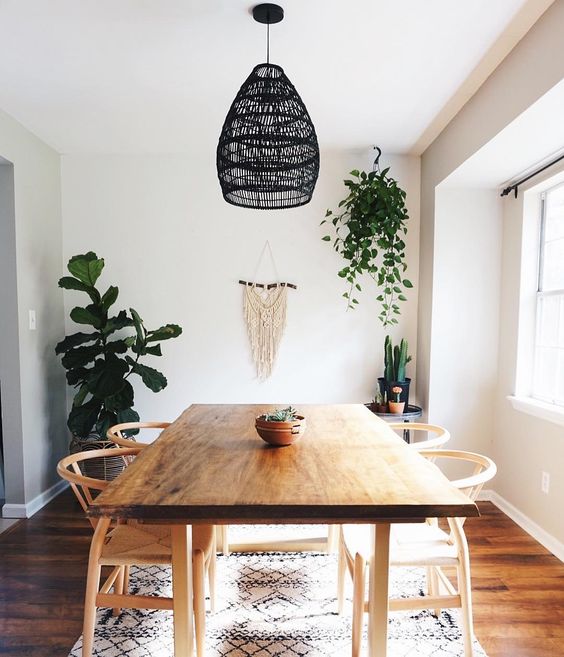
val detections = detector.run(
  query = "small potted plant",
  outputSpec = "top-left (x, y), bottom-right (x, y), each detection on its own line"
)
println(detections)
top-left (255, 406), bottom-right (306, 447)
top-left (378, 335), bottom-right (411, 408)
top-left (366, 391), bottom-right (388, 415)
top-left (388, 386), bottom-right (405, 414)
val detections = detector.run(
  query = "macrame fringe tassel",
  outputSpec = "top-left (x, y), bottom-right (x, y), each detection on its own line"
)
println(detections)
top-left (244, 286), bottom-right (287, 380)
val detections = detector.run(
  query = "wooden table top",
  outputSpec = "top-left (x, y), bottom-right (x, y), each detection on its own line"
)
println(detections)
top-left (89, 404), bottom-right (478, 523)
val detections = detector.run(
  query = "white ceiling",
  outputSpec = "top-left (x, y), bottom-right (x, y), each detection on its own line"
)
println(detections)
top-left (0, 0), bottom-right (532, 154)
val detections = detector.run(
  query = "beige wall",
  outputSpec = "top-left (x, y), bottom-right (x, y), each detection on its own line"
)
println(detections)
top-left (418, 0), bottom-right (564, 409)
top-left (428, 189), bottom-right (502, 457)
top-left (419, 0), bottom-right (564, 544)
top-left (494, 172), bottom-right (564, 544)
top-left (0, 107), bottom-right (67, 512)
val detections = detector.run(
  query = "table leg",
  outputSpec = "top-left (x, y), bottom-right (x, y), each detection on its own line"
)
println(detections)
top-left (368, 523), bottom-right (391, 657)
top-left (171, 525), bottom-right (194, 657)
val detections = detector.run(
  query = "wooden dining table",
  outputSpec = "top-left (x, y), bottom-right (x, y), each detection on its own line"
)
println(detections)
top-left (89, 403), bottom-right (478, 657)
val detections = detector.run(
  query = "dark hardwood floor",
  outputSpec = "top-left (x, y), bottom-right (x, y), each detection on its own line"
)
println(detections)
top-left (0, 492), bottom-right (563, 656)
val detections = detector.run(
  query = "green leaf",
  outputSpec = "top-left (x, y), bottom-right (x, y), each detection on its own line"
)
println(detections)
top-left (86, 356), bottom-right (129, 398)
top-left (322, 235), bottom-right (331, 241)
top-left (350, 169), bottom-right (360, 177)
top-left (130, 362), bottom-right (168, 392)
top-left (61, 344), bottom-right (104, 370)
top-left (130, 308), bottom-right (145, 346)
top-left (58, 276), bottom-right (91, 293)
top-left (146, 324), bottom-right (182, 342)
top-left (66, 367), bottom-right (88, 386)
top-left (398, 294), bottom-right (407, 301)
top-left (96, 410), bottom-right (118, 440)
top-left (67, 398), bottom-right (103, 438)
top-left (55, 331), bottom-right (98, 355)
top-left (144, 344), bottom-right (162, 357)
top-left (70, 305), bottom-right (103, 329)
top-left (72, 383), bottom-right (89, 408)
top-left (103, 310), bottom-right (134, 336)
top-left (105, 380), bottom-right (134, 413)
top-left (67, 252), bottom-right (104, 286)
top-left (105, 340), bottom-right (128, 355)
top-left (101, 286), bottom-right (119, 312)
top-left (116, 408), bottom-right (141, 435)
top-left (403, 279), bottom-right (413, 288)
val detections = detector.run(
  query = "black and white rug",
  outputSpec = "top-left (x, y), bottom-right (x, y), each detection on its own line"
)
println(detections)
top-left (69, 527), bottom-right (488, 657)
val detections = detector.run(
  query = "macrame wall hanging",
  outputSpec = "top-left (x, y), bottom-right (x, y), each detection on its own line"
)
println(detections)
top-left (239, 241), bottom-right (297, 380)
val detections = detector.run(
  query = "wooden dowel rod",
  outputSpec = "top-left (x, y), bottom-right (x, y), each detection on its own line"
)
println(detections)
top-left (238, 280), bottom-right (297, 290)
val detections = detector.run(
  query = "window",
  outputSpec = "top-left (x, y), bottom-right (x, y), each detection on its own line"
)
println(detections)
top-left (532, 182), bottom-right (564, 406)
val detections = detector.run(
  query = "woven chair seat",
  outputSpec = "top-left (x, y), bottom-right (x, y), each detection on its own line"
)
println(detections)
top-left (342, 523), bottom-right (458, 568)
top-left (100, 523), bottom-right (214, 566)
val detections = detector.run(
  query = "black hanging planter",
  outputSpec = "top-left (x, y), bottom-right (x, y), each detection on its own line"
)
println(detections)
top-left (216, 4), bottom-right (319, 210)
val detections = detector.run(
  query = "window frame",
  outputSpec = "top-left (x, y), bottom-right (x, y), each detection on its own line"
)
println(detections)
top-left (531, 182), bottom-right (564, 407)
top-left (509, 169), bottom-right (564, 426)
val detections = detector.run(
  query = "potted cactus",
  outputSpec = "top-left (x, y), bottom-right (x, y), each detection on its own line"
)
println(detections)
top-left (378, 335), bottom-right (411, 410)
top-left (255, 406), bottom-right (306, 447)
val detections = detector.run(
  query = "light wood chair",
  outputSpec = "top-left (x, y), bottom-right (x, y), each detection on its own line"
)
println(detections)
top-left (338, 449), bottom-right (496, 657)
top-left (387, 422), bottom-right (450, 451)
top-left (217, 524), bottom-right (339, 555)
top-left (106, 421), bottom-right (170, 448)
top-left (58, 446), bottom-right (216, 657)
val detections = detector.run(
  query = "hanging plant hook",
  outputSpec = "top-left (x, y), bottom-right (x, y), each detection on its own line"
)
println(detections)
top-left (373, 146), bottom-right (382, 173)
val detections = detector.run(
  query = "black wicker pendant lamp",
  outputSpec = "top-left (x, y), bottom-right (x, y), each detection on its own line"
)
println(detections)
top-left (216, 3), bottom-right (320, 210)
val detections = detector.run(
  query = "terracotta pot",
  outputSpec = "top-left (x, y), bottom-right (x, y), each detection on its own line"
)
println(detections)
top-left (388, 401), bottom-right (405, 415)
top-left (255, 415), bottom-right (306, 447)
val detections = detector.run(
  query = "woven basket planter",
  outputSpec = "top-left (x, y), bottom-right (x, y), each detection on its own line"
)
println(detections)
top-left (69, 434), bottom-right (129, 481)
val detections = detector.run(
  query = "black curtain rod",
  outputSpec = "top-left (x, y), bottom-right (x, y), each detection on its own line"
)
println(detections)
top-left (501, 152), bottom-right (564, 198)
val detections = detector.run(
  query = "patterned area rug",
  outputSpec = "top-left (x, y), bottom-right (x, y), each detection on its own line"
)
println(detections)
top-left (69, 527), bottom-right (488, 657)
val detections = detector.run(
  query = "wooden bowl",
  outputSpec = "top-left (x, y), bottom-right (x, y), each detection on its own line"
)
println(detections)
top-left (255, 415), bottom-right (306, 447)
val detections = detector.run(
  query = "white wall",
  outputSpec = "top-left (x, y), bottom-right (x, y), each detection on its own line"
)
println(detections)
top-left (0, 108), bottom-right (67, 514)
top-left (429, 189), bottom-right (502, 455)
top-left (493, 175), bottom-right (564, 544)
top-left (61, 151), bottom-right (420, 421)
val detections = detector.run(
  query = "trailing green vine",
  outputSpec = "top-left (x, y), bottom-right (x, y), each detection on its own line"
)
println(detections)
top-left (321, 167), bottom-right (413, 326)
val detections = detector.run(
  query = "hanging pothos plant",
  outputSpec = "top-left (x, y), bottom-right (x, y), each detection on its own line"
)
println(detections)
top-left (321, 164), bottom-right (413, 326)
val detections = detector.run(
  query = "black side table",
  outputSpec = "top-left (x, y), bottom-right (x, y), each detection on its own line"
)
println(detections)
top-left (367, 404), bottom-right (423, 443)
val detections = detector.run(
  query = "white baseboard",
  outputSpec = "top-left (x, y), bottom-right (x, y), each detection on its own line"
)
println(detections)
top-left (478, 488), bottom-right (564, 562)
top-left (2, 479), bottom-right (68, 519)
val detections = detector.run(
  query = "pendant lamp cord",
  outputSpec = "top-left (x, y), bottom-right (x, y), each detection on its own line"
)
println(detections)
top-left (266, 21), bottom-right (270, 63)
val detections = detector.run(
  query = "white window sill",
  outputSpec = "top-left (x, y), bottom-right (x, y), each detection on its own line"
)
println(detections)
top-left (507, 395), bottom-right (564, 427)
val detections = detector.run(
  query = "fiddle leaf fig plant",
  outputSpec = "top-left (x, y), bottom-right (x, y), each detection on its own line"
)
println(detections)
top-left (321, 167), bottom-right (413, 325)
top-left (56, 252), bottom-right (182, 439)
